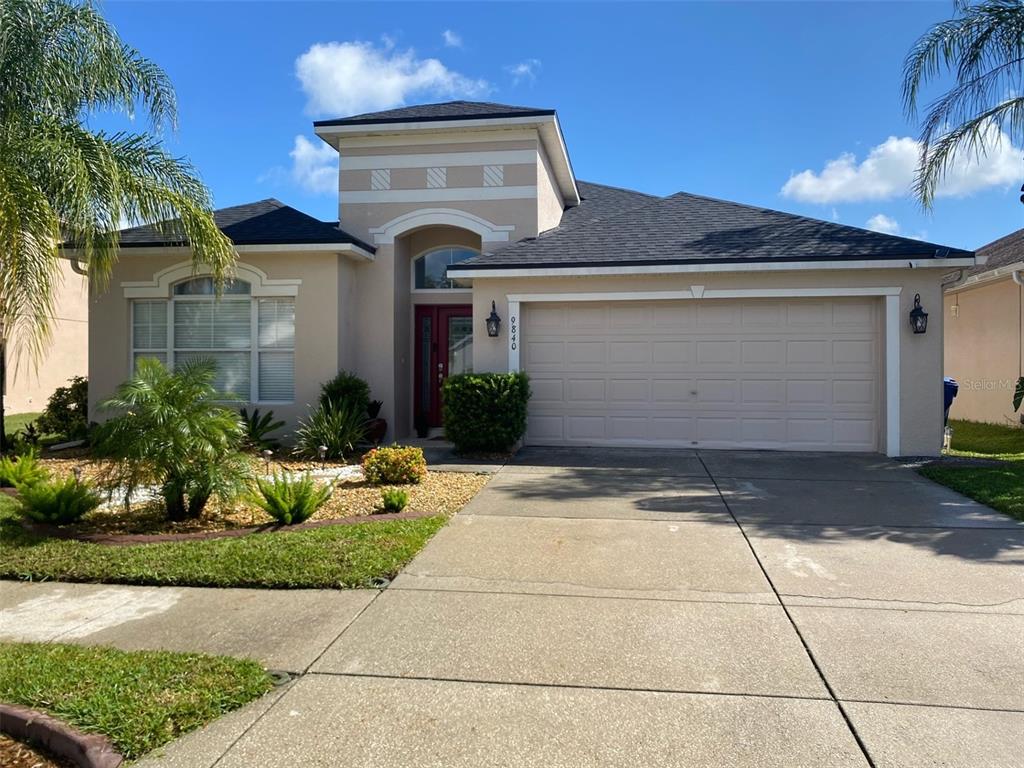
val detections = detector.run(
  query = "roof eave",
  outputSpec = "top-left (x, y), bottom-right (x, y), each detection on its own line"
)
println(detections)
top-left (448, 255), bottom-right (977, 279)
top-left (66, 241), bottom-right (376, 261)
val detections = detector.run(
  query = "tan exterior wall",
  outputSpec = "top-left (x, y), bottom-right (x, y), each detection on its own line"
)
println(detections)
top-left (537, 149), bottom-right (565, 233)
top-left (89, 251), bottom-right (345, 439)
top-left (944, 277), bottom-right (1023, 425)
top-left (4, 258), bottom-right (89, 414)
top-left (470, 268), bottom-right (949, 456)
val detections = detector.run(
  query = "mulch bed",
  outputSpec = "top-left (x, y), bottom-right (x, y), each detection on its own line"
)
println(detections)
top-left (0, 734), bottom-right (73, 768)
top-left (0, 704), bottom-right (121, 768)
top-left (21, 461), bottom-right (488, 537)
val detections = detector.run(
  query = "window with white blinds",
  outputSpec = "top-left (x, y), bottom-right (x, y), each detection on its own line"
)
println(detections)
top-left (130, 279), bottom-right (295, 402)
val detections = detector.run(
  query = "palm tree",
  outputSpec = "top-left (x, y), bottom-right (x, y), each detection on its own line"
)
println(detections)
top-left (95, 357), bottom-right (250, 521)
top-left (0, 0), bottom-right (236, 447)
top-left (903, 0), bottom-right (1024, 207)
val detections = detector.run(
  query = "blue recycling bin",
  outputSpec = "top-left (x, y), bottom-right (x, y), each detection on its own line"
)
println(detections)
top-left (943, 377), bottom-right (959, 425)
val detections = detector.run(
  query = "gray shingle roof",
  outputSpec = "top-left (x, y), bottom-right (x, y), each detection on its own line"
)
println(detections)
top-left (968, 227), bottom-right (1024, 276)
top-left (314, 100), bottom-right (554, 127)
top-left (115, 199), bottom-right (375, 252)
top-left (552, 180), bottom-right (659, 234)
top-left (459, 190), bottom-right (973, 270)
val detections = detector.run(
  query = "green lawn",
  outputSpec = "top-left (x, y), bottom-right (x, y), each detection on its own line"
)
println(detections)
top-left (946, 418), bottom-right (1024, 459)
top-left (919, 461), bottom-right (1024, 522)
top-left (3, 412), bottom-right (41, 436)
top-left (0, 642), bottom-right (271, 760)
top-left (919, 419), bottom-right (1024, 522)
top-left (0, 497), bottom-right (445, 589)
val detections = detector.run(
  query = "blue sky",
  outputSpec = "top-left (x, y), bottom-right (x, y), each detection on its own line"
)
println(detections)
top-left (99, 1), bottom-right (1024, 250)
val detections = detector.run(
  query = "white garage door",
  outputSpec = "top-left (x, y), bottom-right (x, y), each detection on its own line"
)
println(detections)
top-left (522, 298), bottom-right (882, 451)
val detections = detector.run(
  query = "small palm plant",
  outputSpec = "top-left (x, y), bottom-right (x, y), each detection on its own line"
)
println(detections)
top-left (239, 407), bottom-right (285, 451)
top-left (19, 475), bottom-right (101, 525)
top-left (95, 358), bottom-right (250, 521)
top-left (380, 487), bottom-right (409, 513)
top-left (249, 472), bottom-right (332, 525)
top-left (0, 449), bottom-right (49, 489)
top-left (293, 401), bottom-right (367, 460)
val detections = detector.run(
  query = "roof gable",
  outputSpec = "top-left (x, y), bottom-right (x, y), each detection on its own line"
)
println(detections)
top-left (114, 199), bottom-right (375, 252)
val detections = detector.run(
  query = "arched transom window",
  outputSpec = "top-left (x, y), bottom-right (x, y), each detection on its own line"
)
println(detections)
top-left (413, 246), bottom-right (477, 290)
top-left (131, 276), bottom-right (295, 402)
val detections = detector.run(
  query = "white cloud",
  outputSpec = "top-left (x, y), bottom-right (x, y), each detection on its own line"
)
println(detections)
top-left (442, 29), bottom-right (462, 48)
top-left (866, 213), bottom-right (900, 235)
top-left (295, 40), bottom-right (489, 116)
top-left (506, 58), bottom-right (541, 85)
top-left (781, 122), bottom-right (1024, 204)
top-left (289, 135), bottom-right (337, 194)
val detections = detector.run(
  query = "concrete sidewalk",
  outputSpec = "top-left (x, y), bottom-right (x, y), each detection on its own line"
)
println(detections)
top-left (1, 447), bottom-right (1022, 766)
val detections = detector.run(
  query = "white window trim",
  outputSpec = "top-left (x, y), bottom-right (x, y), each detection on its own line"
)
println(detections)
top-left (503, 287), bottom-right (904, 458)
top-left (411, 244), bottom-right (479, 293)
top-left (122, 261), bottom-right (301, 298)
top-left (368, 208), bottom-right (515, 246)
top-left (128, 267), bottom-right (297, 405)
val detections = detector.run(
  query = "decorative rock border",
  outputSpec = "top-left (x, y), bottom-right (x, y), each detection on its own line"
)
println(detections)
top-left (0, 703), bottom-right (123, 768)
top-left (21, 508), bottom-right (437, 546)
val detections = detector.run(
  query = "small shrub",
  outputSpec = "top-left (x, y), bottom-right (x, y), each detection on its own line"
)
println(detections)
top-left (36, 376), bottom-right (89, 440)
top-left (239, 408), bottom-right (285, 451)
top-left (319, 371), bottom-right (371, 415)
top-left (442, 372), bottom-right (531, 453)
top-left (294, 402), bottom-right (367, 460)
top-left (250, 472), bottom-right (332, 525)
top-left (19, 475), bottom-right (101, 525)
top-left (380, 487), bottom-right (409, 513)
top-left (362, 446), bottom-right (427, 485)
top-left (0, 449), bottom-right (48, 489)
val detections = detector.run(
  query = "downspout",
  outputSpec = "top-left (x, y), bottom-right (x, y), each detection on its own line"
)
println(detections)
top-left (68, 255), bottom-right (88, 276)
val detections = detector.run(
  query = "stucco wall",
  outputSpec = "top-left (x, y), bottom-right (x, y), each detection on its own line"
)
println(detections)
top-left (470, 268), bottom-right (949, 456)
top-left (5, 258), bottom-right (89, 414)
top-left (944, 277), bottom-right (1023, 425)
top-left (89, 251), bottom-right (345, 438)
top-left (536, 149), bottom-right (565, 233)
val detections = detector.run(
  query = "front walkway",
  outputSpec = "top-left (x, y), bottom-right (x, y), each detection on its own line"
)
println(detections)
top-left (1, 448), bottom-right (1022, 766)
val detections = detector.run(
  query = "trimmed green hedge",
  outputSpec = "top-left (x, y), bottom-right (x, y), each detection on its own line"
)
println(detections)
top-left (442, 372), bottom-right (530, 453)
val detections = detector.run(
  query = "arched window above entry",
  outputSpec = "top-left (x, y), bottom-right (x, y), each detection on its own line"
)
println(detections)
top-left (172, 277), bottom-right (251, 296)
top-left (413, 247), bottom-right (477, 290)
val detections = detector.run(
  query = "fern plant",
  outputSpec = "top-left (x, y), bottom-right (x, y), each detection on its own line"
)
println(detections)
top-left (19, 476), bottom-right (101, 525)
top-left (380, 487), bottom-right (409, 513)
top-left (250, 472), bottom-right (332, 525)
top-left (239, 408), bottom-right (285, 451)
top-left (0, 449), bottom-right (49, 489)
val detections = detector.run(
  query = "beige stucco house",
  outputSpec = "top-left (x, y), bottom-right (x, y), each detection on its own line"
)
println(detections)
top-left (4, 256), bottom-right (88, 415)
top-left (88, 100), bottom-right (975, 456)
top-left (944, 228), bottom-right (1023, 425)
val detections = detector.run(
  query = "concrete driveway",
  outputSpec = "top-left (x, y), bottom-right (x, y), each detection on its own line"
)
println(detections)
top-left (4, 448), bottom-right (1023, 766)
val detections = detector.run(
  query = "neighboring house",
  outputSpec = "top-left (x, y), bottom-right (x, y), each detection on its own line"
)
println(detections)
top-left (944, 228), bottom-right (1024, 426)
top-left (4, 256), bottom-right (88, 415)
top-left (85, 100), bottom-right (974, 456)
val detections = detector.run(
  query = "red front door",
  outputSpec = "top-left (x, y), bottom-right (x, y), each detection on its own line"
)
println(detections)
top-left (414, 305), bottom-right (473, 429)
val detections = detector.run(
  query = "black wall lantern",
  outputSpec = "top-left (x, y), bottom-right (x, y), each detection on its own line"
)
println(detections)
top-left (485, 301), bottom-right (501, 338)
top-left (909, 293), bottom-right (928, 334)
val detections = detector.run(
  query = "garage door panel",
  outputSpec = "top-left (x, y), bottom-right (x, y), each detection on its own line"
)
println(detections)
top-left (530, 378), bottom-right (564, 402)
top-left (608, 378), bottom-right (651, 402)
top-left (522, 299), bottom-right (880, 451)
top-left (741, 379), bottom-right (785, 405)
top-left (652, 340), bottom-right (691, 364)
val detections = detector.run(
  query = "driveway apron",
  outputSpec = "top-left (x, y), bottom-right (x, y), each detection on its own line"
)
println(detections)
top-left (26, 446), bottom-right (1018, 767)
